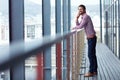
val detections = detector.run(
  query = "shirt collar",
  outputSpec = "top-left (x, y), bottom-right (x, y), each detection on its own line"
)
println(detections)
top-left (82, 13), bottom-right (86, 17)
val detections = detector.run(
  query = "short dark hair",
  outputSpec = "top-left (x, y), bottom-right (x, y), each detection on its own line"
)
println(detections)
top-left (78, 4), bottom-right (86, 10)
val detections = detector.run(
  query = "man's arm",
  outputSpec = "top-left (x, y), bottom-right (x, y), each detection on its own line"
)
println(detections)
top-left (74, 15), bottom-right (88, 29)
top-left (75, 11), bottom-right (80, 25)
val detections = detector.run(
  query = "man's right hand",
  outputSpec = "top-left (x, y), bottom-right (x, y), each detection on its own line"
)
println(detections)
top-left (76, 11), bottom-right (80, 19)
top-left (75, 11), bottom-right (80, 23)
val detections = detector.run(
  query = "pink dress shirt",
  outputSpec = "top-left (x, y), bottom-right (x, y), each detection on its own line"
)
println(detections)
top-left (75, 13), bottom-right (96, 38)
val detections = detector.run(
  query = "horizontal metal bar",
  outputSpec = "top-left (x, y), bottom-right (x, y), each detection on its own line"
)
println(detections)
top-left (62, 67), bottom-right (67, 69)
top-left (0, 31), bottom-right (76, 71)
top-left (43, 67), bottom-right (57, 69)
top-left (43, 67), bottom-right (52, 69)
top-left (63, 49), bottom-right (70, 51)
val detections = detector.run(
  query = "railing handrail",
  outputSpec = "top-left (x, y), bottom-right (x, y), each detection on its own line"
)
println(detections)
top-left (0, 30), bottom-right (77, 71)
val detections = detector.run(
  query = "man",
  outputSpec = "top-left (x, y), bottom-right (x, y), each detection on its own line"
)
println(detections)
top-left (72, 4), bottom-right (98, 77)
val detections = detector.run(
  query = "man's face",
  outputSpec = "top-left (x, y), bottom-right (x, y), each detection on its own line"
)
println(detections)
top-left (78, 7), bottom-right (85, 15)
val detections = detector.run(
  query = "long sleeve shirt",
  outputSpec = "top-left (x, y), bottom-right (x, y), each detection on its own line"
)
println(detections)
top-left (75, 13), bottom-right (96, 38)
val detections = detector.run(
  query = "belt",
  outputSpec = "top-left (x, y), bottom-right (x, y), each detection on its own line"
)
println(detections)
top-left (87, 34), bottom-right (96, 39)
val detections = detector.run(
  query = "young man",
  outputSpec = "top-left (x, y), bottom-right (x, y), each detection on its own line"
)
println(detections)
top-left (72, 4), bottom-right (98, 77)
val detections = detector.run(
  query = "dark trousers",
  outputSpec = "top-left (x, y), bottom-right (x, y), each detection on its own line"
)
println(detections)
top-left (87, 36), bottom-right (98, 73)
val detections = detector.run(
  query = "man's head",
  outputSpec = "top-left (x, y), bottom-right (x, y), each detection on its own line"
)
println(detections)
top-left (78, 4), bottom-right (86, 15)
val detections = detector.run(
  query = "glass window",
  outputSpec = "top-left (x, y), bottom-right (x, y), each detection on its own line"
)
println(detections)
top-left (0, 0), bottom-right (9, 80)
top-left (0, 0), bottom-right (9, 45)
top-left (24, 0), bottom-right (42, 41)
top-left (24, 0), bottom-right (42, 80)
top-left (61, 0), bottom-right (63, 33)
top-left (51, 0), bottom-right (55, 36)
top-left (104, 0), bottom-right (108, 9)
top-left (51, 0), bottom-right (56, 80)
top-left (27, 25), bottom-right (35, 39)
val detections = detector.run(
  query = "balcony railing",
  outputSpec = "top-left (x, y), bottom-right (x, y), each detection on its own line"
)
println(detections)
top-left (0, 30), bottom-right (84, 80)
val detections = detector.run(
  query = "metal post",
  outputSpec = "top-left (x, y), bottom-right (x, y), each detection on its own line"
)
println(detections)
top-left (63, 0), bottom-right (68, 33)
top-left (118, 0), bottom-right (120, 59)
top-left (68, 0), bottom-right (73, 78)
top-left (37, 53), bottom-right (44, 80)
top-left (9, 0), bottom-right (25, 80)
top-left (112, 4), bottom-right (114, 52)
top-left (42, 0), bottom-right (51, 80)
top-left (105, 11), bottom-right (108, 46)
top-left (55, 0), bottom-right (62, 80)
top-left (67, 37), bottom-right (70, 80)
top-left (68, 0), bottom-right (71, 31)
top-left (56, 43), bottom-right (62, 80)
top-left (100, 0), bottom-right (103, 42)
top-left (63, 0), bottom-right (68, 79)
top-left (70, 35), bottom-right (73, 80)
top-left (67, 0), bottom-right (71, 80)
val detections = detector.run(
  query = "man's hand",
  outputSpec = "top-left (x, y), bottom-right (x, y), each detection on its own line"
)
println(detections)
top-left (72, 27), bottom-right (77, 30)
top-left (76, 11), bottom-right (80, 19)
top-left (76, 11), bottom-right (80, 24)
top-left (72, 27), bottom-right (75, 30)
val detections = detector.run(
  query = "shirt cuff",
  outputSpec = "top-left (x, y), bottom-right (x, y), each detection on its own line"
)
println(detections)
top-left (76, 25), bottom-right (80, 29)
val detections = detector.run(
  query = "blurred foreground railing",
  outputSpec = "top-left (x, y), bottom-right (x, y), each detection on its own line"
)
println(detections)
top-left (0, 30), bottom-right (84, 80)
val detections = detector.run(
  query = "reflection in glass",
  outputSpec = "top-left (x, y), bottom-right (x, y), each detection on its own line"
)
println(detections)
top-left (103, 0), bottom-right (120, 58)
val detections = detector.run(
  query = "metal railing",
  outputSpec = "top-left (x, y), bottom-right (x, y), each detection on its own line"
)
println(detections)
top-left (0, 30), bottom-right (84, 80)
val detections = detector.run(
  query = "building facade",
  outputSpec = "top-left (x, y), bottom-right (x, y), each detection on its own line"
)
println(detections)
top-left (102, 0), bottom-right (120, 58)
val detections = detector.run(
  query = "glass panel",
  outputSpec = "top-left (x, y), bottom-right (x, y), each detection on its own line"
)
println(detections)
top-left (0, 0), bottom-right (9, 45)
top-left (61, 0), bottom-right (63, 33)
top-left (108, 7), bottom-right (111, 48)
top-left (24, 0), bottom-right (42, 41)
top-left (110, 6), bottom-right (112, 49)
top-left (112, 4), bottom-right (114, 52)
top-left (104, 0), bottom-right (110, 10)
top-left (51, 0), bottom-right (56, 80)
top-left (114, 2), bottom-right (117, 55)
top-left (0, 0), bottom-right (10, 80)
top-left (24, 0), bottom-right (42, 80)
top-left (103, 0), bottom-right (119, 54)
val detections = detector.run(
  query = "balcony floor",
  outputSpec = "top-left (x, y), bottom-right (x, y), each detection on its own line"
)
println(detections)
top-left (79, 43), bottom-right (120, 80)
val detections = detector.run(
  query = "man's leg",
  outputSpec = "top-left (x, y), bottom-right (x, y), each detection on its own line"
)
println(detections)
top-left (93, 36), bottom-right (98, 73)
top-left (84, 36), bottom-right (97, 77)
top-left (88, 39), bottom-right (94, 73)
